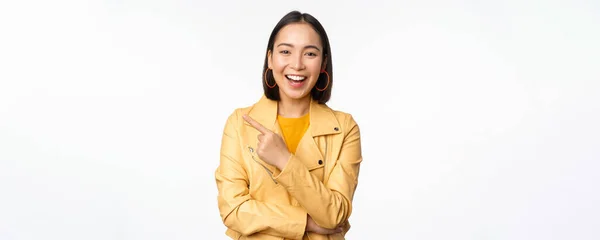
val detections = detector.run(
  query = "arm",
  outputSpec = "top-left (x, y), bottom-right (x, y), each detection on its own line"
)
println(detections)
top-left (215, 110), bottom-right (307, 239)
top-left (273, 114), bottom-right (362, 229)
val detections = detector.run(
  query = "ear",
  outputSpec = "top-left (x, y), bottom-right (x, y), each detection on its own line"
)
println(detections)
top-left (267, 50), bottom-right (273, 69)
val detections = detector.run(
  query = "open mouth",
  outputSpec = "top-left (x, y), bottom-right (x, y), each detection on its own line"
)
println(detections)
top-left (285, 75), bottom-right (306, 82)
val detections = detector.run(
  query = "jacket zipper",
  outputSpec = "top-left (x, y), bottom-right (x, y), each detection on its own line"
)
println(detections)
top-left (324, 137), bottom-right (328, 173)
top-left (248, 145), bottom-right (278, 184)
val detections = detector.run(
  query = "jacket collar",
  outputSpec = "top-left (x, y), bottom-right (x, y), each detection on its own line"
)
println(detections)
top-left (244, 95), bottom-right (341, 137)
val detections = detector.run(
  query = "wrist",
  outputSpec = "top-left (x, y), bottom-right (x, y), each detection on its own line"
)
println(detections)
top-left (276, 152), bottom-right (292, 170)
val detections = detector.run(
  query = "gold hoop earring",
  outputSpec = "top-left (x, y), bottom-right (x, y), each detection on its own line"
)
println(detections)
top-left (264, 68), bottom-right (276, 88)
top-left (316, 70), bottom-right (330, 91)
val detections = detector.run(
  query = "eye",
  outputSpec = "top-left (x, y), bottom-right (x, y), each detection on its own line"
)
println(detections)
top-left (279, 50), bottom-right (290, 54)
top-left (305, 52), bottom-right (318, 57)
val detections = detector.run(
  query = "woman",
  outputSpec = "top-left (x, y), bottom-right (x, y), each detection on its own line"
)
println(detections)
top-left (215, 10), bottom-right (362, 240)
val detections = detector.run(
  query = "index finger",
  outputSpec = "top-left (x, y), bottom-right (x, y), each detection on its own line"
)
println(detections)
top-left (243, 114), bottom-right (270, 134)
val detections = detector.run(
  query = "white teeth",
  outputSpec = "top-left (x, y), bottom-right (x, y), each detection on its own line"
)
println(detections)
top-left (286, 75), bottom-right (306, 81)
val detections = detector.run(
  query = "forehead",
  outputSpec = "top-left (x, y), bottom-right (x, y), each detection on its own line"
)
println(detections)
top-left (274, 23), bottom-right (322, 47)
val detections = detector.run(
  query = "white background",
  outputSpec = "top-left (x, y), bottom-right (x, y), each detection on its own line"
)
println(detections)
top-left (1, 0), bottom-right (599, 239)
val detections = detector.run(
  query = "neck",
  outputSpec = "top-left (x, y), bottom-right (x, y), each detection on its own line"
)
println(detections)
top-left (277, 95), bottom-right (311, 118)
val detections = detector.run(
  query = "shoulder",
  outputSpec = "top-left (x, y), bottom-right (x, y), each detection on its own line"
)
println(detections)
top-left (224, 106), bottom-right (251, 125)
top-left (230, 105), bottom-right (253, 117)
top-left (326, 105), bottom-right (360, 132)
top-left (222, 100), bottom-right (260, 126)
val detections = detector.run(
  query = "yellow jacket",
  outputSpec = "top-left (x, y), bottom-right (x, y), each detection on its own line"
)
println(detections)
top-left (215, 95), bottom-right (362, 240)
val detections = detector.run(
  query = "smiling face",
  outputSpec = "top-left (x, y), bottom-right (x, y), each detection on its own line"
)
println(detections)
top-left (268, 22), bottom-right (326, 101)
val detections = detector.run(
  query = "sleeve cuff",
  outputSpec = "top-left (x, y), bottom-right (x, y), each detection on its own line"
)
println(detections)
top-left (273, 155), bottom-right (304, 183)
top-left (284, 205), bottom-right (308, 239)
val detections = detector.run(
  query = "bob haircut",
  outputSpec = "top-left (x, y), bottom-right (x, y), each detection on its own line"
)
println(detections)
top-left (262, 11), bottom-right (333, 104)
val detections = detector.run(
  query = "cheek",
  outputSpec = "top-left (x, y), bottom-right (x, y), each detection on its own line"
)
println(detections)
top-left (271, 56), bottom-right (287, 71)
top-left (307, 61), bottom-right (322, 78)
top-left (270, 57), bottom-right (286, 82)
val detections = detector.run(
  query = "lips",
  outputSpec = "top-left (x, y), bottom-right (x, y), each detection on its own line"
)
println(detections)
top-left (285, 75), bottom-right (306, 81)
top-left (285, 74), bottom-right (307, 88)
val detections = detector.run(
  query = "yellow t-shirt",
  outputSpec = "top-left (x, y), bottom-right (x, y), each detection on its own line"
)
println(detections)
top-left (277, 113), bottom-right (310, 154)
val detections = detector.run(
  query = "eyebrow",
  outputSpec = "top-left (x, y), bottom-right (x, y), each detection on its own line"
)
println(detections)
top-left (276, 43), bottom-right (321, 52)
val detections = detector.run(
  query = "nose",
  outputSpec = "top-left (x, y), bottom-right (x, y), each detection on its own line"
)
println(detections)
top-left (290, 54), bottom-right (305, 70)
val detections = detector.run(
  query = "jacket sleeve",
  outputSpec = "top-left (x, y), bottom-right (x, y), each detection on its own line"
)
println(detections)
top-left (272, 114), bottom-right (362, 229)
top-left (215, 110), bottom-right (307, 239)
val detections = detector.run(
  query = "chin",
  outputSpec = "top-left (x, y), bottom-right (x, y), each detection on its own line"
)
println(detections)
top-left (280, 88), bottom-right (312, 100)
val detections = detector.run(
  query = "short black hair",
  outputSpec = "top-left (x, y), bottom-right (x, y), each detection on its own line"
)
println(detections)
top-left (262, 11), bottom-right (333, 104)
